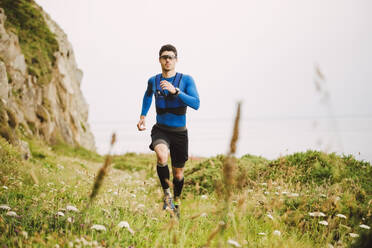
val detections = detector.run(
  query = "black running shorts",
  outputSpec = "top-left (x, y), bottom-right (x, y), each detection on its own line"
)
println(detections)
top-left (149, 124), bottom-right (188, 168)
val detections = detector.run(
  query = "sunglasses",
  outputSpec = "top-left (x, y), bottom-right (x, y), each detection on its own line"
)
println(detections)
top-left (159, 55), bottom-right (177, 60)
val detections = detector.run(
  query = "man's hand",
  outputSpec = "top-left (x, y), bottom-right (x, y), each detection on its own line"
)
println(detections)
top-left (160, 80), bottom-right (176, 94)
top-left (137, 116), bottom-right (146, 131)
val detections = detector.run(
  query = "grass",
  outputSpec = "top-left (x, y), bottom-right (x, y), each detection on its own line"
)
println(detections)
top-left (1, 135), bottom-right (371, 247)
top-left (50, 141), bottom-right (103, 163)
top-left (0, 0), bottom-right (59, 85)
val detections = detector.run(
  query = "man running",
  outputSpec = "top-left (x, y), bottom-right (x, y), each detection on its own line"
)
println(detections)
top-left (137, 44), bottom-right (200, 217)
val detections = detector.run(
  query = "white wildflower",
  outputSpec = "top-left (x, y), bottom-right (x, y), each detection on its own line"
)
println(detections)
top-left (55, 244), bottom-right (60, 248)
top-left (66, 205), bottom-right (79, 212)
top-left (349, 233), bottom-right (359, 238)
top-left (57, 211), bottom-right (65, 217)
top-left (359, 224), bottom-right (370, 230)
top-left (21, 231), bottom-right (28, 239)
top-left (91, 224), bottom-right (106, 231)
top-left (117, 221), bottom-right (134, 234)
top-left (281, 191), bottom-right (288, 195)
top-left (309, 212), bottom-right (326, 217)
top-left (201, 195), bottom-right (208, 200)
top-left (130, 193), bottom-right (136, 198)
top-left (67, 217), bottom-right (73, 223)
top-left (0, 205), bottom-right (11, 210)
top-left (6, 211), bottom-right (18, 217)
top-left (336, 214), bottom-right (347, 219)
top-left (319, 193), bottom-right (327, 198)
top-left (227, 239), bottom-right (241, 247)
top-left (273, 230), bottom-right (281, 236)
top-left (264, 191), bottom-right (269, 195)
top-left (2, 186), bottom-right (8, 190)
top-left (266, 214), bottom-right (274, 220)
top-left (200, 212), bottom-right (207, 217)
top-left (319, 220), bottom-right (328, 226)
top-left (107, 189), bottom-right (112, 193)
top-left (275, 192), bottom-right (280, 195)
top-left (258, 232), bottom-right (266, 236)
top-left (113, 191), bottom-right (118, 195)
top-left (101, 208), bottom-right (110, 215)
top-left (80, 237), bottom-right (89, 246)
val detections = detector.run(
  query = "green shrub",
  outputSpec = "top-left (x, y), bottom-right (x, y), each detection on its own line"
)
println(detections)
top-left (184, 155), bottom-right (225, 194)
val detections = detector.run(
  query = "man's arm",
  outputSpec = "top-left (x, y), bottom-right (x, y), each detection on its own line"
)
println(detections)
top-left (137, 80), bottom-right (153, 131)
top-left (178, 76), bottom-right (200, 110)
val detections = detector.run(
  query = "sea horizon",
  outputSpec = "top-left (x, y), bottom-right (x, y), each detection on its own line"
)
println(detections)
top-left (90, 116), bottom-right (372, 163)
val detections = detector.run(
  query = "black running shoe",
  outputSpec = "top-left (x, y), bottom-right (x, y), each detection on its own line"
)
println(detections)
top-left (174, 205), bottom-right (180, 219)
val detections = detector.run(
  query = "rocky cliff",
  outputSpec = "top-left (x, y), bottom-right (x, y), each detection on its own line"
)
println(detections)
top-left (0, 0), bottom-right (95, 156)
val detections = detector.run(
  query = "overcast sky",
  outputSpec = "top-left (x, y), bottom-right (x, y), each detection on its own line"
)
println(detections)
top-left (34, 0), bottom-right (372, 159)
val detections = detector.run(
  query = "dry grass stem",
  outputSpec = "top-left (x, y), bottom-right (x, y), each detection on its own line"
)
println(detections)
top-left (223, 102), bottom-right (242, 201)
top-left (229, 102), bottom-right (241, 155)
top-left (30, 169), bottom-right (39, 185)
top-left (165, 178), bottom-right (173, 188)
top-left (205, 221), bottom-right (226, 247)
top-left (89, 133), bottom-right (116, 202)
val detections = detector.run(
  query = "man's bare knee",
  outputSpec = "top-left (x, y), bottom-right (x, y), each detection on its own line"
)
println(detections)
top-left (154, 144), bottom-right (169, 165)
top-left (173, 167), bottom-right (184, 180)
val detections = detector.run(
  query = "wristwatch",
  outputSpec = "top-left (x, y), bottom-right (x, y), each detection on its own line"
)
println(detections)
top-left (173, 87), bottom-right (180, 96)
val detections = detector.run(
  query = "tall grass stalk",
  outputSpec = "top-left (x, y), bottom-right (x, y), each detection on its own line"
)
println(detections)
top-left (89, 133), bottom-right (116, 202)
top-left (206, 102), bottom-right (241, 246)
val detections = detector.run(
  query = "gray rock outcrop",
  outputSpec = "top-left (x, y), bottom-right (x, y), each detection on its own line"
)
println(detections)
top-left (0, 5), bottom-right (95, 153)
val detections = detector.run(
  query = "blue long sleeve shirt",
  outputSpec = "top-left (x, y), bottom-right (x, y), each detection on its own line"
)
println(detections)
top-left (140, 73), bottom-right (200, 127)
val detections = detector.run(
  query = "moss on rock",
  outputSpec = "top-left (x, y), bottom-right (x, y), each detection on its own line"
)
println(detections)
top-left (0, 0), bottom-right (59, 85)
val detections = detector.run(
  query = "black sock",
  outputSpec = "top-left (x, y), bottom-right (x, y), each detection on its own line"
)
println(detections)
top-left (173, 177), bottom-right (184, 199)
top-left (157, 164), bottom-right (170, 190)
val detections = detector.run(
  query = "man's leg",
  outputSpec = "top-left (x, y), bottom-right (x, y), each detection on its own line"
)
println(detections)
top-left (172, 167), bottom-right (184, 201)
top-left (154, 144), bottom-right (175, 210)
top-left (172, 166), bottom-right (184, 218)
top-left (169, 131), bottom-right (188, 219)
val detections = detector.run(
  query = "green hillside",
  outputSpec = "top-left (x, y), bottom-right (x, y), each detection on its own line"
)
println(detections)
top-left (0, 137), bottom-right (371, 247)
